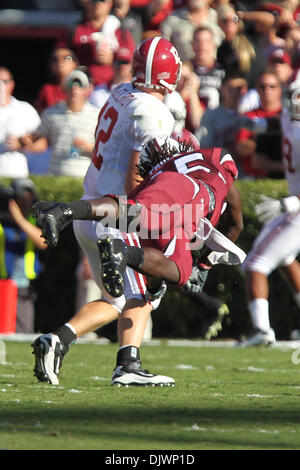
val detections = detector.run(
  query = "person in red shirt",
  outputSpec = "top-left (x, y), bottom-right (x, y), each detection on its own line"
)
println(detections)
top-left (35, 47), bottom-right (79, 113)
top-left (68, 0), bottom-right (135, 86)
top-left (236, 69), bottom-right (284, 179)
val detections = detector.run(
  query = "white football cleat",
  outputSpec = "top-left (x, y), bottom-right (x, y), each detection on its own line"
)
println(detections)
top-left (32, 334), bottom-right (67, 385)
top-left (111, 361), bottom-right (175, 387)
top-left (237, 328), bottom-right (276, 347)
top-left (290, 329), bottom-right (300, 341)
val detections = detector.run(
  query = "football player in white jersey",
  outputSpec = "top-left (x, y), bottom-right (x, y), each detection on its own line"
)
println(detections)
top-left (239, 81), bottom-right (300, 346)
top-left (32, 37), bottom-right (181, 387)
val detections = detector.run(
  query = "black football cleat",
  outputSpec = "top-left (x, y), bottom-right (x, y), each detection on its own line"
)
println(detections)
top-left (34, 202), bottom-right (73, 247)
top-left (97, 237), bottom-right (128, 298)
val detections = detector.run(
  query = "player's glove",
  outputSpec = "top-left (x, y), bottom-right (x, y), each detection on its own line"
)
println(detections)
top-left (255, 195), bottom-right (300, 224)
top-left (254, 195), bottom-right (282, 224)
top-left (183, 265), bottom-right (211, 295)
top-left (34, 201), bottom-right (74, 247)
top-left (146, 281), bottom-right (167, 303)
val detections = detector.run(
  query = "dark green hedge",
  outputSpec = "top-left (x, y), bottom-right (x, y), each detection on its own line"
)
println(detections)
top-left (1, 176), bottom-right (299, 340)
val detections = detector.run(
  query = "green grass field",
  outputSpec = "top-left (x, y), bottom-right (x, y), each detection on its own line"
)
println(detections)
top-left (1, 339), bottom-right (300, 451)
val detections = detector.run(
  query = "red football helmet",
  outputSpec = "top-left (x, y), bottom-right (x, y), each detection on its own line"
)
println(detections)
top-left (132, 37), bottom-right (182, 93)
top-left (172, 129), bottom-right (200, 149)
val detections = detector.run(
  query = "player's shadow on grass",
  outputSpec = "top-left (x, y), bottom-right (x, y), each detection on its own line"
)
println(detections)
top-left (2, 405), bottom-right (300, 449)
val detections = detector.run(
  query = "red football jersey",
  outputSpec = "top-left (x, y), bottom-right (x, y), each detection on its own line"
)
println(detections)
top-left (132, 147), bottom-right (237, 227)
top-left (127, 147), bottom-right (237, 284)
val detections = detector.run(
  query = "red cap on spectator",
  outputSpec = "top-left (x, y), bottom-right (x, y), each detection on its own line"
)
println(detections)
top-left (258, 3), bottom-right (283, 16)
top-left (269, 49), bottom-right (292, 66)
top-left (114, 47), bottom-right (132, 63)
top-left (294, 6), bottom-right (300, 24)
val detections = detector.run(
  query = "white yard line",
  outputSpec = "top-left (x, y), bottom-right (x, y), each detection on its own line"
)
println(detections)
top-left (1, 333), bottom-right (300, 350)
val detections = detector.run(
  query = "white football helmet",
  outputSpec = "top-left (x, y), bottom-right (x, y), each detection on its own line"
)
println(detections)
top-left (288, 80), bottom-right (300, 120)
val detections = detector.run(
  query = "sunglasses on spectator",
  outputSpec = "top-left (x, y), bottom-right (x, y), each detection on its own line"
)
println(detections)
top-left (221, 15), bottom-right (239, 24)
top-left (51, 55), bottom-right (74, 63)
top-left (258, 83), bottom-right (279, 90)
top-left (51, 55), bottom-right (73, 62)
top-left (271, 59), bottom-right (287, 65)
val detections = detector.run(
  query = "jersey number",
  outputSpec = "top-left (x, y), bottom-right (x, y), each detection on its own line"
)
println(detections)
top-left (173, 153), bottom-right (210, 175)
top-left (95, 103), bottom-right (118, 147)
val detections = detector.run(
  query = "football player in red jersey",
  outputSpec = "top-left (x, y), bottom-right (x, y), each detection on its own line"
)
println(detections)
top-left (34, 137), bottom-right (244, 295)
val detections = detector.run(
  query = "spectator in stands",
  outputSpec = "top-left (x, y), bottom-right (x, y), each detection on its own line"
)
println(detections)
top-left (0, 178), bottom-right (47, 333)
top-left (112, 0), bottom-right (143, 44)
top-left (216, 4), bottom-right (265, 90)
top-left (22, 70), bottom-right (99, 179)
top-left (191, 26), bottom-right (225, 110)
top-left (268, 48), bottom-right (294, 90)
top-left (236, 69), bottom-right (284, 179)
top-left (88, 46), bottom-right (132, 109)
top-left (141, 0), bottom-right (174, 38)
top-left (125, 0), bottom-right (173, 39)
top-left (75, 0), bottom-right (95, 22)
top-left (68, 0), bottom-right (136, 86)
top-left (0, 67), bottom-right (41, 179)
top-left (273, 1), bottom-right (300, 57)
top-left (243, 4), bottom-right (286, 62)
top-left (35, 47), bottom-right (79, 113)
top-left (195, 70), bottom-right (248, 157)
top-left (176, 61), bottom-right (205, 133)
top-left (161, 0), bottom-right (224, 62)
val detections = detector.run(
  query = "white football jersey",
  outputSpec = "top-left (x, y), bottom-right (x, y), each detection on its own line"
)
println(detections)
top-left (281, 107), bottom-right (300, 196)
top-left (83, 82), bottom-right (175, 198)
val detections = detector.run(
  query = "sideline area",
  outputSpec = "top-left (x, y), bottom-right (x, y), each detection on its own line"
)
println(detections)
top-left (1, 332), bottom-right (300, 350)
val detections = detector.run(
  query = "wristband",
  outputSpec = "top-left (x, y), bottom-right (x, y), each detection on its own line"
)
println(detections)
top-left (281, 196), bottom-right (300, 213)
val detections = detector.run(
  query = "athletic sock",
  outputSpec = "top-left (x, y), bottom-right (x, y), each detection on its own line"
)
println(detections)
top-left (248, 298), bottom-right (270, 332)
top-left (52, 323), bottom-right (77, 349)
top-left (116, 345), bottom-right (140, 367)
top-left (68, 200), bottom-right (92, 220)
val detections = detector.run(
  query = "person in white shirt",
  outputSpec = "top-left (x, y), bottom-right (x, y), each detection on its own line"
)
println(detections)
top-left (88, 46), bottom-right (133, 110)
top-left (0, 67), bottom-right (41, 178)
top-left (32, 37), bottom-right (181, 387)
top-left (23, 70), bottom-right (99, 179)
